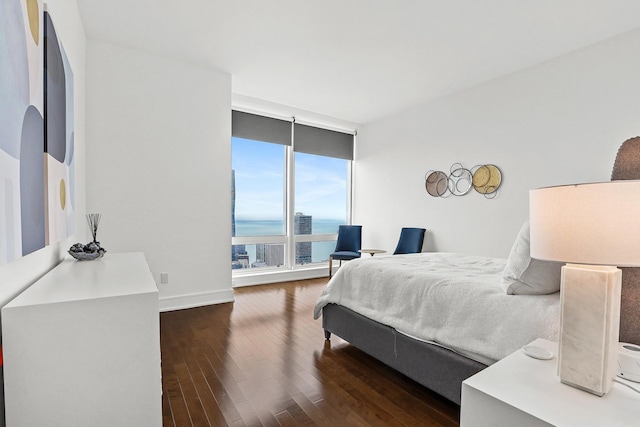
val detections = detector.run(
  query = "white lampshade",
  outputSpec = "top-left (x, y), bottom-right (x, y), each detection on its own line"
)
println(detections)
top-left (529, 180), bottom-right (640, 267)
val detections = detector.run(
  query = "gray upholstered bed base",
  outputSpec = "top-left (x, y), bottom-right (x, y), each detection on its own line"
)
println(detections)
top-left (322, 303), bottom-right (487, 405)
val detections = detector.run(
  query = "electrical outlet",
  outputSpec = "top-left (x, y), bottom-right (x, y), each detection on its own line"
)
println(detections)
top-left (160, 272), bottom-right (169, 284)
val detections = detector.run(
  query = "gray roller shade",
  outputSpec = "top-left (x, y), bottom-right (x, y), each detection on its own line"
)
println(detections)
top-left (294, 123), bottom-right (354, 160)
top-left (232, 111), bottom-right (291, 146)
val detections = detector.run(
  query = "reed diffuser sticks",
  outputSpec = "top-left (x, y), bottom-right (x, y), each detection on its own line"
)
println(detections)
top-left (86, 213), bottom-right (102, 243)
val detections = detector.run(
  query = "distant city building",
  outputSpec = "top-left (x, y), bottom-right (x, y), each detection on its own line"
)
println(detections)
top-left (234, 253), bottom-right (250, 269)
top-left (232, 244), bottom-right (247, 264)
top-left (231, 170), bottom-right (236, 237)
top-left (231, 170), bottom-right (247, 263)
top-left (295, 212), bottom-right (312, 264)
top-left (255, 244), bottom-right (284, 267)
top-left (251, 260), bottom-right (268, 268)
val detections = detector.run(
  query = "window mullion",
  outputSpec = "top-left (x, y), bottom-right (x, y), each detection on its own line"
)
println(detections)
top-left (285, 123), bottom-right (296, 269)
top-left (346, 132), bottom-right (355, 224)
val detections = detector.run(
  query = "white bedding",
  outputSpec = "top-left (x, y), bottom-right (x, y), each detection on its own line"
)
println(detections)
top-left (314, 252), bottom-right (560, 364)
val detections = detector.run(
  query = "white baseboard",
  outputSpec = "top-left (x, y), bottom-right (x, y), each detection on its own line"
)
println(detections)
top-left (159, 289), bottom-right (235, 312)
top-left (232, 265), bottom-right (331, 287)
top-left (159, 266), bottom-right (331, 311)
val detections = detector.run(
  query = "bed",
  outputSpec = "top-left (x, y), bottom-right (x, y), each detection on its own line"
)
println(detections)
top-left (314, 222), bottom-right (562, 404)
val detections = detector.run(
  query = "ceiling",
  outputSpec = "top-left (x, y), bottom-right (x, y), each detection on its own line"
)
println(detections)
top-left (76, 0), bottom-right (640, 124)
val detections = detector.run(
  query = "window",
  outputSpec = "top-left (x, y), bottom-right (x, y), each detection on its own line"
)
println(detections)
top-left (232, 138), bottom-right (286, 237)
top-left (294, 152), bottom-right (348, 263)
top-left (231, 111), bottom-right (354, 271)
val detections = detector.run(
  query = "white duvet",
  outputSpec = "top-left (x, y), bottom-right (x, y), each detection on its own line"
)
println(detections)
top-left (314, 252), bottom-right (560, 364)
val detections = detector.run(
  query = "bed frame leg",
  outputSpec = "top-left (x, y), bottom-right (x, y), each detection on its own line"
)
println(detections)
top-left (324, 330), bottom-right (331, 340)
top-left (329, 255), bottom-right (333, 278)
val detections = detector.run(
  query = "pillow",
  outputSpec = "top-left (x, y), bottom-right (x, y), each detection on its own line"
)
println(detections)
top-left (501, 219), bottom-right (563, 295)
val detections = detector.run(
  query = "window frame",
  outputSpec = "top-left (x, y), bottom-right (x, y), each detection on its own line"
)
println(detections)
top-left (231, 111), bottom-right (354, 273)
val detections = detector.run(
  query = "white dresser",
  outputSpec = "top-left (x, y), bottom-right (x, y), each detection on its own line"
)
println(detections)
top-left (2, 252), bottom-right (161, 427)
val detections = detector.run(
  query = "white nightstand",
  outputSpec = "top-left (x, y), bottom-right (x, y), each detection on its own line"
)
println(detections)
top-left (461, 338), bottom-right (640, 426)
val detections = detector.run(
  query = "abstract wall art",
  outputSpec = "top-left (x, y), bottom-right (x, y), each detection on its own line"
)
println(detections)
top-left (1, 0), bottom-right (45, 264)
top-left (44, 10), bottom-right (75, 245)
top-left (425, 163), bottom-right (502, 199)
top-left (0, 2), bottom-right (74, 267)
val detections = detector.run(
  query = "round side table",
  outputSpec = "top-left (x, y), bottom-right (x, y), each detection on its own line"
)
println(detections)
top-left (359, 249), bottom-right (387, 257)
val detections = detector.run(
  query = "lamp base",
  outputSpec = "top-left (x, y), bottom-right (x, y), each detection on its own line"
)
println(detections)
top-left (558, 264), bottom-right (621, 396)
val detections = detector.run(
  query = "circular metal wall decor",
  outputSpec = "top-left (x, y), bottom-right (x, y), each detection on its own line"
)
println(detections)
top-left (448, 163), bottom-right (473, 196)
top-left (425, 163), bottom-right (502, 199)
top-left (471, 164), bottom-right (502, 198)
top-left (425, 170), bottom-right (449, 197)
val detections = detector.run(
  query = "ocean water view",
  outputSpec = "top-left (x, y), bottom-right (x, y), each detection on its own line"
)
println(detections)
top-left (234, 218), bottom-right (345, 265)
top-left (235, 218), bottom-right (344, 236)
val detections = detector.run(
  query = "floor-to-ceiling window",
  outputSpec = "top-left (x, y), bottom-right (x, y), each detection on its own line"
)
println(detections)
top-left (231, 111), bottom-right (354, 272)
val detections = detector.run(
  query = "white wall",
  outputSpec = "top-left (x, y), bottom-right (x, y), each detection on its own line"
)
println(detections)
top-left (355, 28), bottom-right (640, 259)
top-left (0, 0), bottom-right (86, 308)
top-left (85, 40), bottom-right (233, 311)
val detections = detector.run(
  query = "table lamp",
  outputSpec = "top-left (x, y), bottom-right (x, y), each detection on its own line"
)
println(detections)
top-left (529, 180), bottom-right (640, 396)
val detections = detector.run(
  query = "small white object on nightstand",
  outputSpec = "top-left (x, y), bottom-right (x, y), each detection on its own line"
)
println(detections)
top-left (522, 345), bottom-right (554, 360)
top-left (617, 342), bottom-right (640, 383)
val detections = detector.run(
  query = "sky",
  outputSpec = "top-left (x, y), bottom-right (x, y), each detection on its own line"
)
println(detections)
top-left (232, 137), bottom-right (348, 221)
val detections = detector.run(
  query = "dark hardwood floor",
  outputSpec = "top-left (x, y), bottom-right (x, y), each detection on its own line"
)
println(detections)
top-left (160, 278), bottom-right (460, 426)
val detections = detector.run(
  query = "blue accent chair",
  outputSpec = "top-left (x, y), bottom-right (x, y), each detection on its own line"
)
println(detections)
top-left (329, 225), bottom-right (362, 277)
top-left (393, 227), bottom-right (426, 255)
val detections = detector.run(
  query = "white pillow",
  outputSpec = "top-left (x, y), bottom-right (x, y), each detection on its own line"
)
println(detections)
top-left (501, 219), bottom-right (563, 295)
